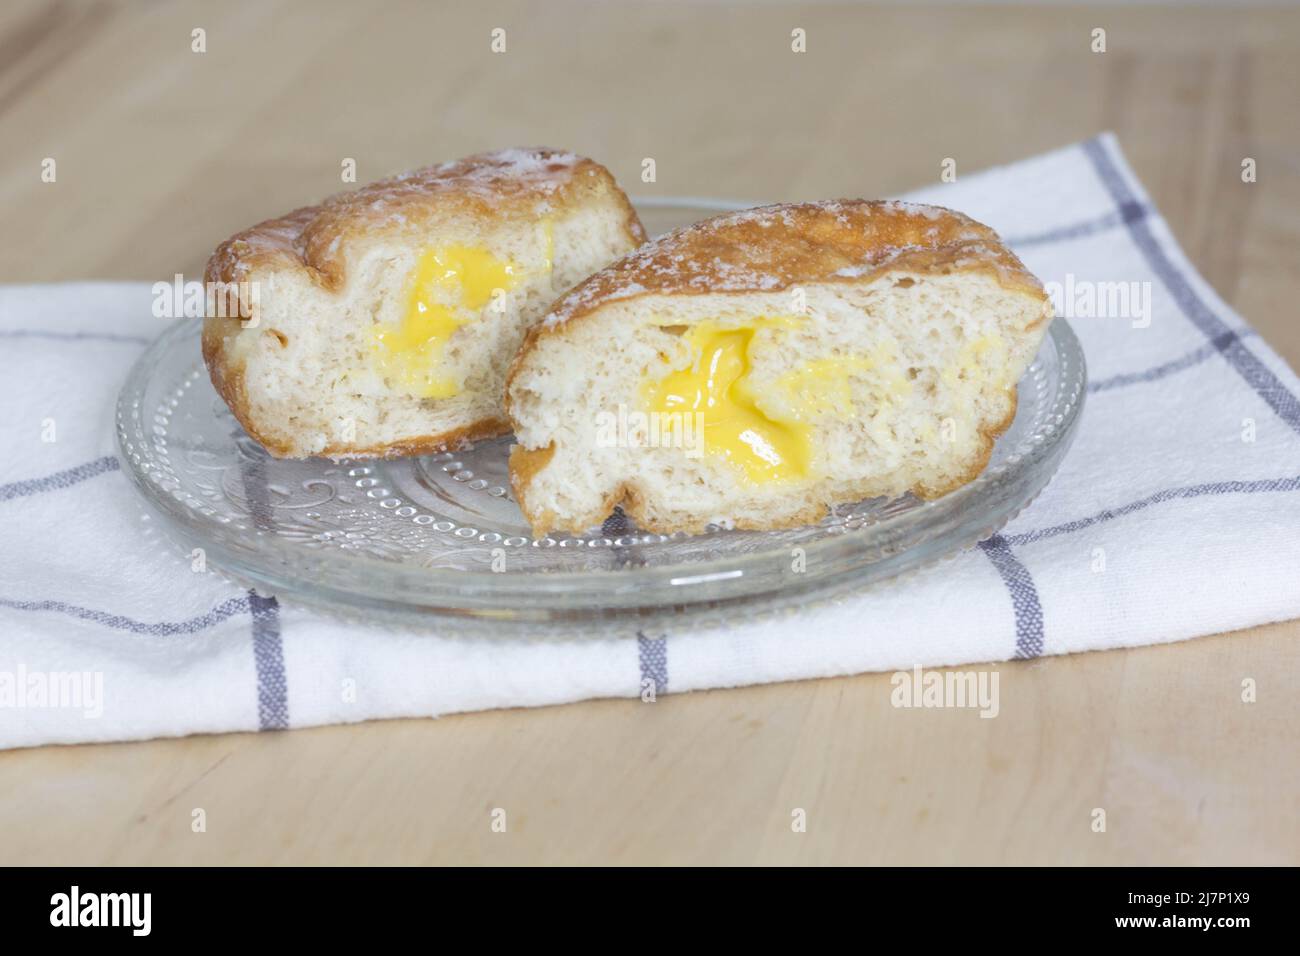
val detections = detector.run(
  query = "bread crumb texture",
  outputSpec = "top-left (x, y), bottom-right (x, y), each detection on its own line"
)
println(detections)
top-left (507, 199), bottom-right (1054, 535)
top-left (202, 148), bottom-right (645, 458)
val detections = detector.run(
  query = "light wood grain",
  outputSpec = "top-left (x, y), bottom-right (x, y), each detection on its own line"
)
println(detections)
top-left (1, 0), bottom-right (1297, 865)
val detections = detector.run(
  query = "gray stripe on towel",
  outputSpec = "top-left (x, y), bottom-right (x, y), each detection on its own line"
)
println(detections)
top-left (0, 456), bottom-right (120, 502)
top-left (978, 536), bottom-right (1045, 659)
top-left (248, 591), bottom-right (289, 730)
top-left (637, 632), bottom-right (668, 696)
top-left (231, 421), bottom-right (288, 728)
top-left (0, 594), bottom-right (251, 635)
top-left (1089, 329), bottom-right (1258, 393)
top-left (0, 329), bottom-right (152, 345)
top-left (1083, 138), bottom-right (1300, 436)
top-left (1004, 206), bottom-right (1140, 250)
top-left (1003, 475), bottom-right (1300, 547)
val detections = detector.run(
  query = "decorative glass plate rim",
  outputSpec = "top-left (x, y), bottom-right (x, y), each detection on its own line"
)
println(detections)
top-left (115, 200), bottom-right (1087, 619)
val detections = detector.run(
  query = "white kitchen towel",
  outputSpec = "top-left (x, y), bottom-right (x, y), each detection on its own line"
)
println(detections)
top-left (2, 133), bottom-right (1299, 750)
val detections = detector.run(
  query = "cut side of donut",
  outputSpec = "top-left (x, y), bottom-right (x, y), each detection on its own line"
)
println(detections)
top-left (202, 148), bottom-right (645, 459)
top-left (506, 200), bottom-right (1054, 535)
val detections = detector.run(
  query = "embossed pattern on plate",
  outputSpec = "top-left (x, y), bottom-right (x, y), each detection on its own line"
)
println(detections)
top-left (115, 200), bottom-right (1086, 621)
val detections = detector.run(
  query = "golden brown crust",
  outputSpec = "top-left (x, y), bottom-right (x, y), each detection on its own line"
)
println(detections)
top-left (533, 199), bottom-right (1042, 327)
top-left (201, 324), bottom-right (278, 448)
top-left (201, 147), bottom-right (647, 459)
top-left (204, 147), bottom-right (646, 293)
top-left (505, 199), bottom-right (1048, 417)
top-left (507, 199), bottom-right (1046, 535)
top-left (507, 443), bottom-right (558, 529)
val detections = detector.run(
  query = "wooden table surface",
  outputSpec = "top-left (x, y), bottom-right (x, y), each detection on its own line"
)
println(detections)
top-left (1, 0), bottom-right (1298, 865)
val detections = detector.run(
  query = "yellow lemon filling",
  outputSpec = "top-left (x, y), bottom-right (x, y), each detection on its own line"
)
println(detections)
top-left (642, 319), bottom-right (928, 484)
top-left (772, 348), bottom-right (910, 421)
top-left (372, 244), bottom-right (521, 399)
top-left (643, 317), bottom-right (851, 484)
top-left (643, 319), bottom-right (808, 483)
top-left (643, 320), bottom-right (1009, 483)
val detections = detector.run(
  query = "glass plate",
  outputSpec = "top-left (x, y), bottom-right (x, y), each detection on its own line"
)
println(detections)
top-left (116, 199), bottom-right (1086, 623)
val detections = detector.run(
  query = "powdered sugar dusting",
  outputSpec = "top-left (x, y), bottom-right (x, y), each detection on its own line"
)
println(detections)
top-left (207, 148), bottom-right (598, 287)
top-left (542, 199), bottom-right (1038, 327)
